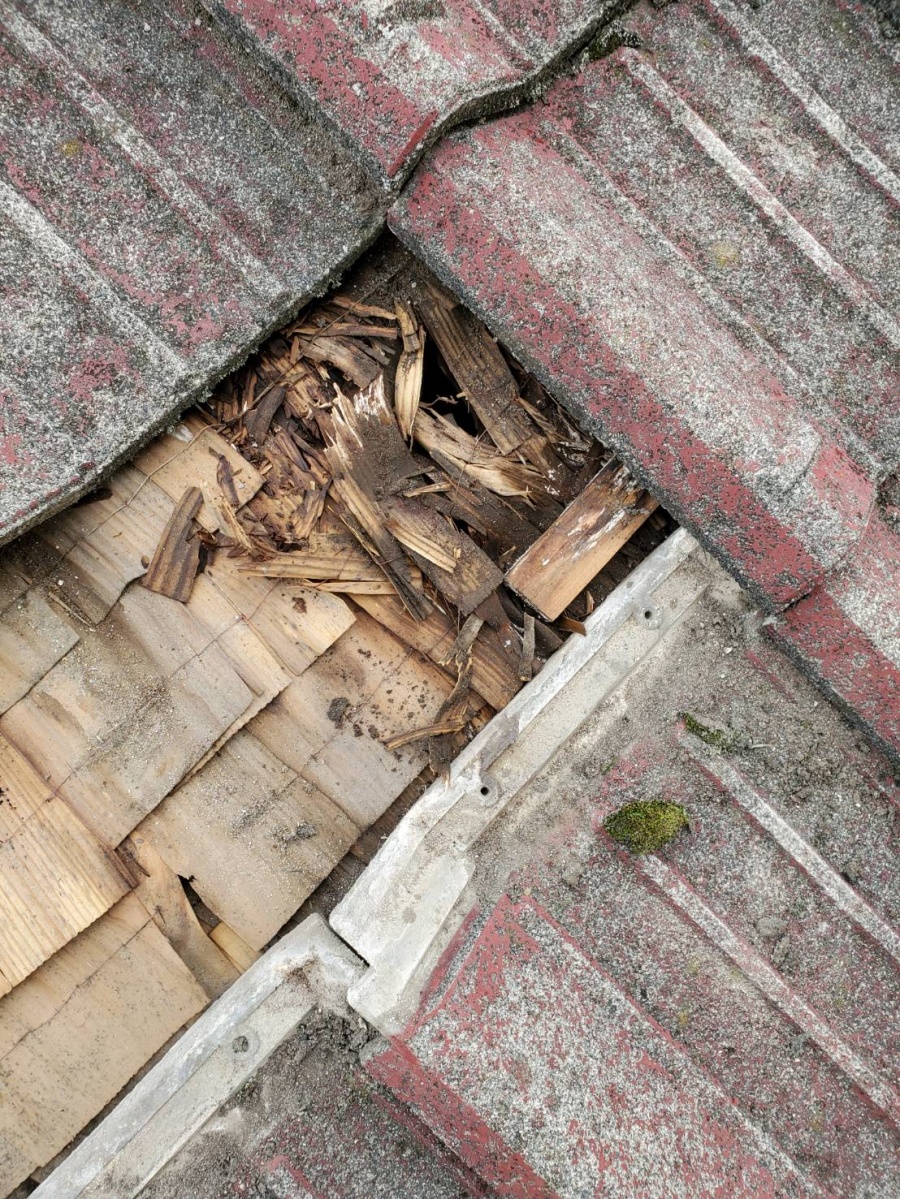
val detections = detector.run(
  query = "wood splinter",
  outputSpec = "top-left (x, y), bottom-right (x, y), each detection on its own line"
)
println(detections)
top-left (142, 486), bottom-right (204, 603)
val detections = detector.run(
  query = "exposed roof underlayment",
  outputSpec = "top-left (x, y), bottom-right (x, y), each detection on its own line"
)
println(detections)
top-left (37, 532), bottom-right (900, 1198)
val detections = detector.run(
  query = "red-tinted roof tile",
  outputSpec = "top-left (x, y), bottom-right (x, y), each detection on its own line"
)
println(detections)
top-left (202, 0), bottom-right (615, 181)
top-left (0, 0), bottom-right (382, 543)
top-left (357, 571), bottom-right (900, 1196)
top-left (390, 0), bottom-right (900, 754)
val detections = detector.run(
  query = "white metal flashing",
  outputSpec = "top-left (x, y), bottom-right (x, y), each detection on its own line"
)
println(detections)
top-left (33, 916), bottom-right (363, 1199)
top-left (331, 529), bottom-right (704, 1030)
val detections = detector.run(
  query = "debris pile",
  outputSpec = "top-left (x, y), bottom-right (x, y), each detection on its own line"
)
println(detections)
top-left (148, 276), bottom-right (670, 767)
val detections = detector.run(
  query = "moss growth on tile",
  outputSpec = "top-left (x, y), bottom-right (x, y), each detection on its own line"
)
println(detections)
top-left (604, 799), bottom-right (689, 855)
top-left (680, 712), bottom-right (741, 752)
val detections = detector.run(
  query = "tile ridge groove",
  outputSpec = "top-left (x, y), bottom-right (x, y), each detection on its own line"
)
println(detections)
top-left (0, 180), bottom-right (187, 376)
top-left (534, 116), bottom-right (820, 394)
top-left (513, 896), bottom-right (838, 1197)
top-left (143, 0), bottom-right (356, 208)
top-left (1, 0), bottom-right (286, 302)
top-left (681, 733), bottom-right (900, 963)
top-left (637, 852), bottom-right (900, 1125)
top-left (623, 50), bottom-right (900, 351)
top-left (707, 0), bottom-right (900, 206)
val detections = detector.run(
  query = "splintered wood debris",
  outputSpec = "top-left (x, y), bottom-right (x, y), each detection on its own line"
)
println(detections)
top-left (147, 274), bottom-right (670, 763)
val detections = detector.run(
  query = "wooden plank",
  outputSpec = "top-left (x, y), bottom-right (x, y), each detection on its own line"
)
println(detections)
top-left (383, 495), bottom-right (503, 616)
top-left (187, 615), bottom-right (291, 775)
top-left (0, 553), bottom-right (35, 615)
top-left (0, 733), bottom-right (51, 844)
top-left (137, 730), bottom-right (359, 950)
top-left (353, 593), bottom-right (521, 711)
top-left (202, 557), bottom-right (356, 675)
top-left (250, 613), bottom-right (453, 827)
top-left (122, 837), bottom-right (239, 1000)
top-left (0, 1128), bottom-right (30, 1198)
top-left (0, 588), bottom-right (79, 713)
top-left (209, 922), bottom-right (261, 973)
top-left (0, 893), bottom-right (152, 1057)
top-left (0, 797), bottom-right (130, 986)
top-left (39, 466), bottom-right (175, 623)
top-left (414, 284), bottom-right (536, 455)
top-left (132, 412), bottom-right (263, 532)
top-left (142, 486), bottom-right (203, 603)
top-left (505, 462), bottom-right (658, 621)
top-left (0, 894), bottom-right (206, 1190)
top-left (1, 587), bottom-right (255, 845)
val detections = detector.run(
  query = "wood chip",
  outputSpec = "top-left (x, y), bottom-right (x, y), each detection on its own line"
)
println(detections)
top-left (437, 613), bottom-right (484, 667)
top-left (296, 335), bottom-right (381, 388)
top-left (243, 385), bottom-right (286, 444)
top-left (324, 402), bottom-right (430, 619)
top-left (413, 410), bottom-right (547, 499)
top-left (328, 294), bottom-right (398, 321)
top-left (394, 301), bottom-right (425, 442)
top-left (142, 486), bottom-right (203, 603)
top-left (384, 495), bottom-right (502, 616)
top-left (292, 323), bottom-right (398, 339)
top-left (238, 538), bottom-right (386, 582)
top-left (383, 717), bottom-right (469, 752)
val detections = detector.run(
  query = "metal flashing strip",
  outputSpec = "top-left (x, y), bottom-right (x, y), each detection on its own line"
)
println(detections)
top-left (331, 528), bottom-right (704, 1028)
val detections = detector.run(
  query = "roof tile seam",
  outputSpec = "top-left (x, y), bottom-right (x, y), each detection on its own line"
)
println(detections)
top-left (198, 0), bottom-right (635, 189)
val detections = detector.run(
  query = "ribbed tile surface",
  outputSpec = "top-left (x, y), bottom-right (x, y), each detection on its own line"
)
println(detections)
top-left (0, 0), bottom-right (382, 542)
top-left (201, 0), bottom-right (615, 182)
top-left (365, 556), bottom-right (900, 1199)
top-left (390, 0), bottom-right (900, 759)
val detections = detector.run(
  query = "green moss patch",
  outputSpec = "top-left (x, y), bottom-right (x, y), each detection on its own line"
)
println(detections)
top-left (680, 712), bottom-right (741, 752)
top-left (604, 800), bottom-right (689, 855)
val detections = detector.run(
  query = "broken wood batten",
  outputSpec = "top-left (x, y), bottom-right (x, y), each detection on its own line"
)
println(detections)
top-left (506, 462), bottom-right (659, 621)
top-left (393, 300), bottom-right (425, 442)
top-left (415, 282), bottom-right (535, 455)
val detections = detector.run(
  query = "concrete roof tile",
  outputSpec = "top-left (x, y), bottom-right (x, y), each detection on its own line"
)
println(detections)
top-left (201, 0), bottom-right (616, 182)
top-left (344, 539), bottom-right (900, 1197)
top-left (390, 0), bottom-right (900, 756)
top-left (0, 0), bottom-right (383, 542)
